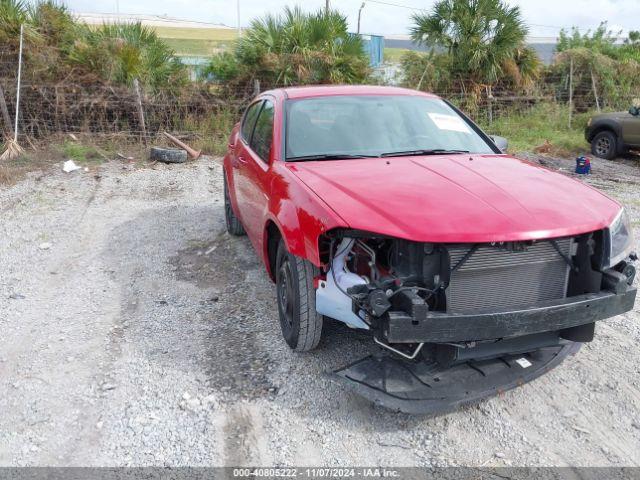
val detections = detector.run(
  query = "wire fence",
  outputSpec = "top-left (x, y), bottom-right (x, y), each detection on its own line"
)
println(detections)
top-left (0, 78), bottom-right (257, 140)
top-left (0, 72), bottom-right (637, 144)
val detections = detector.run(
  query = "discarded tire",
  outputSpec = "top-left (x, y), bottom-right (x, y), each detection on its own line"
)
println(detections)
top-left (149, 147), bottom-right (188, 164)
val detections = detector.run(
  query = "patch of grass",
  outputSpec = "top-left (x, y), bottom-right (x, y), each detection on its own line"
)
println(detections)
top-left (57, 140), bottom-right (104, 164)
top-left (152, 27), bottom-right (237, 56)
top-left (152, 26), bottom-right (238, 41)
top-left (478, 103), bottom-right (593, 156)
top-left (162, 38), bottom-right (229, 56)
top-left (0, 151), bottom-right (52, 186)
top-left (182, 108), bottom-right (239, 157)
top-left (384, 47), bottom-right (410, 63)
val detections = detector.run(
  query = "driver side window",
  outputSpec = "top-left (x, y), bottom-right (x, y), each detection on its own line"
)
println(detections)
top-left (241, 101), bottom-right (263, 143)
top-left (250, 100), bottom-right (274, 162)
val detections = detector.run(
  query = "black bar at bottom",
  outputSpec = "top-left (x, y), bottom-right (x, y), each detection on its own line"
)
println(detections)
top-left (385, 287), bottom-right (636, 343)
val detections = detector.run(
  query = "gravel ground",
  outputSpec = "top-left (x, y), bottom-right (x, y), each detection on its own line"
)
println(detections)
top-left (1, 154), bottom-right (640, 467)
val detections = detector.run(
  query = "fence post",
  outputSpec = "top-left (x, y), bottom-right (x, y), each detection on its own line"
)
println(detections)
top-left (568, 57), bottom-right (574, 129)
top-left (0, 84), bottom-right (13, 138)
top-left (486, 85), bottom-right (493, 127)
top-left (253, 78), bottom-right (261, 97)
top-left (591, 70), bottom-right (601, 112)
top-left (133, 78), bottom-right (147, 144)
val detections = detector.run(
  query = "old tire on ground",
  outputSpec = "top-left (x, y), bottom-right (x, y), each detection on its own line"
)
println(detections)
top-left (591, 131), bottom-right (618, 160)
top-left (149, 147), bottom-right (188, 163)
top-left (275, 239), bottom-right (323, 351)
top-left (223, 173), bottom-right (245, 236)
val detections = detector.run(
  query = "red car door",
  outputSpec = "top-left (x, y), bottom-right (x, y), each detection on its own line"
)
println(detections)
top-left (236, 98), bottom-right (275, 251)
top-left (233, 100), bottom-right (263, 230)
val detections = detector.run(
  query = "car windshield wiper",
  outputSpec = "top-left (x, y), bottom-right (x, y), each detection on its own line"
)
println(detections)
top-left (286, 153), bottom-right (379, 161)
top-left (380, 149), bottom-right (470, 158)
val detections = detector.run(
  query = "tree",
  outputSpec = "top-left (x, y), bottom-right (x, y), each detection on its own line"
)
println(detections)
top-left (556, 22), bottom-right (620, 56)
top-left (69, 23), bottom-right (187, 93)
top-left (409, 0), bottom-right (537, 87)
top-left (551, 22), bottom-right (640, 110)
top-left (207, 6), bottom-right (369, 86)
top-left (0, 1), bottom-right (187, 93)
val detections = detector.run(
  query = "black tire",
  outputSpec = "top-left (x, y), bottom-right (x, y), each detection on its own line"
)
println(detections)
top-left (275, 239), bottom-right (323, 351)
top-left (149, 147), bottom-right (188, 163)
top-left (591, 131), bottom-right (618, 160)
top-left (223, 173), bottom-right (246, 236)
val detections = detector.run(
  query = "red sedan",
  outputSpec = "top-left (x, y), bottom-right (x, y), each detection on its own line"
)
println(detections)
top-left (223, 85), bottom-right (636, 413)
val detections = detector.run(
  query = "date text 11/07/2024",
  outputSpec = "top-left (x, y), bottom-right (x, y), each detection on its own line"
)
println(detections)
top-left (232, 468), bottom-right (401, 477)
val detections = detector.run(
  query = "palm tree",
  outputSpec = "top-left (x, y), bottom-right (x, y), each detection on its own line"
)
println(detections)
top-left (69, 23), bottom-right (187, 93)
top-left (410, 0), bottom-right (536, 87)
top-left (231, 6), bottom-right (369, 85)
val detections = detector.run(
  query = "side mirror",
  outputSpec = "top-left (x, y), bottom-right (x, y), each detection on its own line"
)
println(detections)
top-left (629, 106), bottom-right (639, 116)
top-left (490, 135), bottom-right (508, 153)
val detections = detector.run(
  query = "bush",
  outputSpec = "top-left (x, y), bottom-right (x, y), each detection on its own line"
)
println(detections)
top-left (0, 1), bottom-right (188, 93)
top-left (201, 52), bottom-right (240, 83)
top-left (68, 23), bottom-right (188, 93)
top-left (206, 6), bottom-right (370, 87)
top-left (479, 102), bottom-right (592, 155)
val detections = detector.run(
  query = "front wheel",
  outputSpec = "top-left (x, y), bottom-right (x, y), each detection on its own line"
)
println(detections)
top-left (591, 131), bottom-right (618, 160)
top-left (275, 240), bottom-right (323, 351)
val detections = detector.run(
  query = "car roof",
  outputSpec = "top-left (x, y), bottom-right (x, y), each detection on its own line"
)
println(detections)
top-left (263, 85), bottom-right (440, 100)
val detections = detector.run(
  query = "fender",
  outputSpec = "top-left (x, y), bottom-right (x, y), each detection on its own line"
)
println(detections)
top-left (262, 163), bottom-right (348, 274)
top-left (588, 118), bottom-right (622, 141)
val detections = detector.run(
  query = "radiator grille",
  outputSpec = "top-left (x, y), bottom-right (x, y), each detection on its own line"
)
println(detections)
top-left (446, 238), bottom-right (572, 314)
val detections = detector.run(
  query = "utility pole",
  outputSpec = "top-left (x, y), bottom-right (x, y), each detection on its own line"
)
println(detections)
top-left (237, 0), bottom-right (241, 37)
top-left (357, 2), bottom-right (365, 34)
top-left (325, 0), bottom-right (330, 13)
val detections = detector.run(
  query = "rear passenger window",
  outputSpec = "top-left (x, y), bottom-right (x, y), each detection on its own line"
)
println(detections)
top-left (250, 100), bottom-right (274, 162)
top-left (241, 101), bottom-right (263, 142)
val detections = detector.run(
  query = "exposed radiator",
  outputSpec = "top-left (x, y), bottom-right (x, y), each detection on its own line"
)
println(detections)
top-left (446, 238), bottom-right (573, 314)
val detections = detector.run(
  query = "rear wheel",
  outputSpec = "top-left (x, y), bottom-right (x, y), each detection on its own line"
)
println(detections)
top-left (223, 173), bottom-right (245, 236)
top-left (591, 131), bottom-right (618, 160)
top-left (275, 240), bottom-right (323, 351)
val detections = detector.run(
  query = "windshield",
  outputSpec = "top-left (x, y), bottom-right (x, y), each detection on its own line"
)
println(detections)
top-left (285, 95), bottom-right (495, 160)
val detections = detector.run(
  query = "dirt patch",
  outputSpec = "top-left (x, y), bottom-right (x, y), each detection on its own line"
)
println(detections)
top-left (170, 233), bottom-right (278, 401)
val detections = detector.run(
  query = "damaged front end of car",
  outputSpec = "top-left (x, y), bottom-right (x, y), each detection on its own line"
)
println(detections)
top-left (316, 216), bottom-right (637, 414)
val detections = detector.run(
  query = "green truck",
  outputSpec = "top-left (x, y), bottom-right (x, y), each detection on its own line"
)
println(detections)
top-left (586, 106), bottom-right (640, 159)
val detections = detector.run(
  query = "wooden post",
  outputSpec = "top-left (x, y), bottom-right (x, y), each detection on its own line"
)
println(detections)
top-left (0, 84), bottom-right (13, 138)
top-left (487, 85), bottom-right (493, 126)
top-left (591, 70), bottom-right (601, 112)
top-left (133, 78), bottom-right (147, 144)
top-left (14, 23), bottom-right (24, 143)
top-left (416, 65), bottom-right (429, 91)
top-left (253, 78), bottom-right (261, 97)
top-left (568, 57), bottom-right (574, 129)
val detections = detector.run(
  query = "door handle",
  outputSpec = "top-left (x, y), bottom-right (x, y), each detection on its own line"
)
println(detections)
top-left (238, 155), bottom-right (248, 163)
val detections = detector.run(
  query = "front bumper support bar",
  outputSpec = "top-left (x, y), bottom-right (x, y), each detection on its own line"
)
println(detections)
top-left (385, 286), bottom-right (636, 343)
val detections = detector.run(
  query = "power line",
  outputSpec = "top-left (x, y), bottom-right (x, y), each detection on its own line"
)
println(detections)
top-left (75, 11), bottom-right (232, 28)
top-left (365, 0), bottom-right (426, 11)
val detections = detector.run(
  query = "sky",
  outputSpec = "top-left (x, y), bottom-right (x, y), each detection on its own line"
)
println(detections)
top-left (61, 0), bottom-right (639, 38)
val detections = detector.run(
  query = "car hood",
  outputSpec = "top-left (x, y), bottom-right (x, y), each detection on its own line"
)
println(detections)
top-left (287, 154), bottom-right (621, 243)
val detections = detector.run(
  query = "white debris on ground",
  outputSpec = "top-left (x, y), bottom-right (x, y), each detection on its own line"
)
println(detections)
top-left (62, 160), bottom-right (81, 173)
top-left (0, 154), bottom-right (639, 466)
